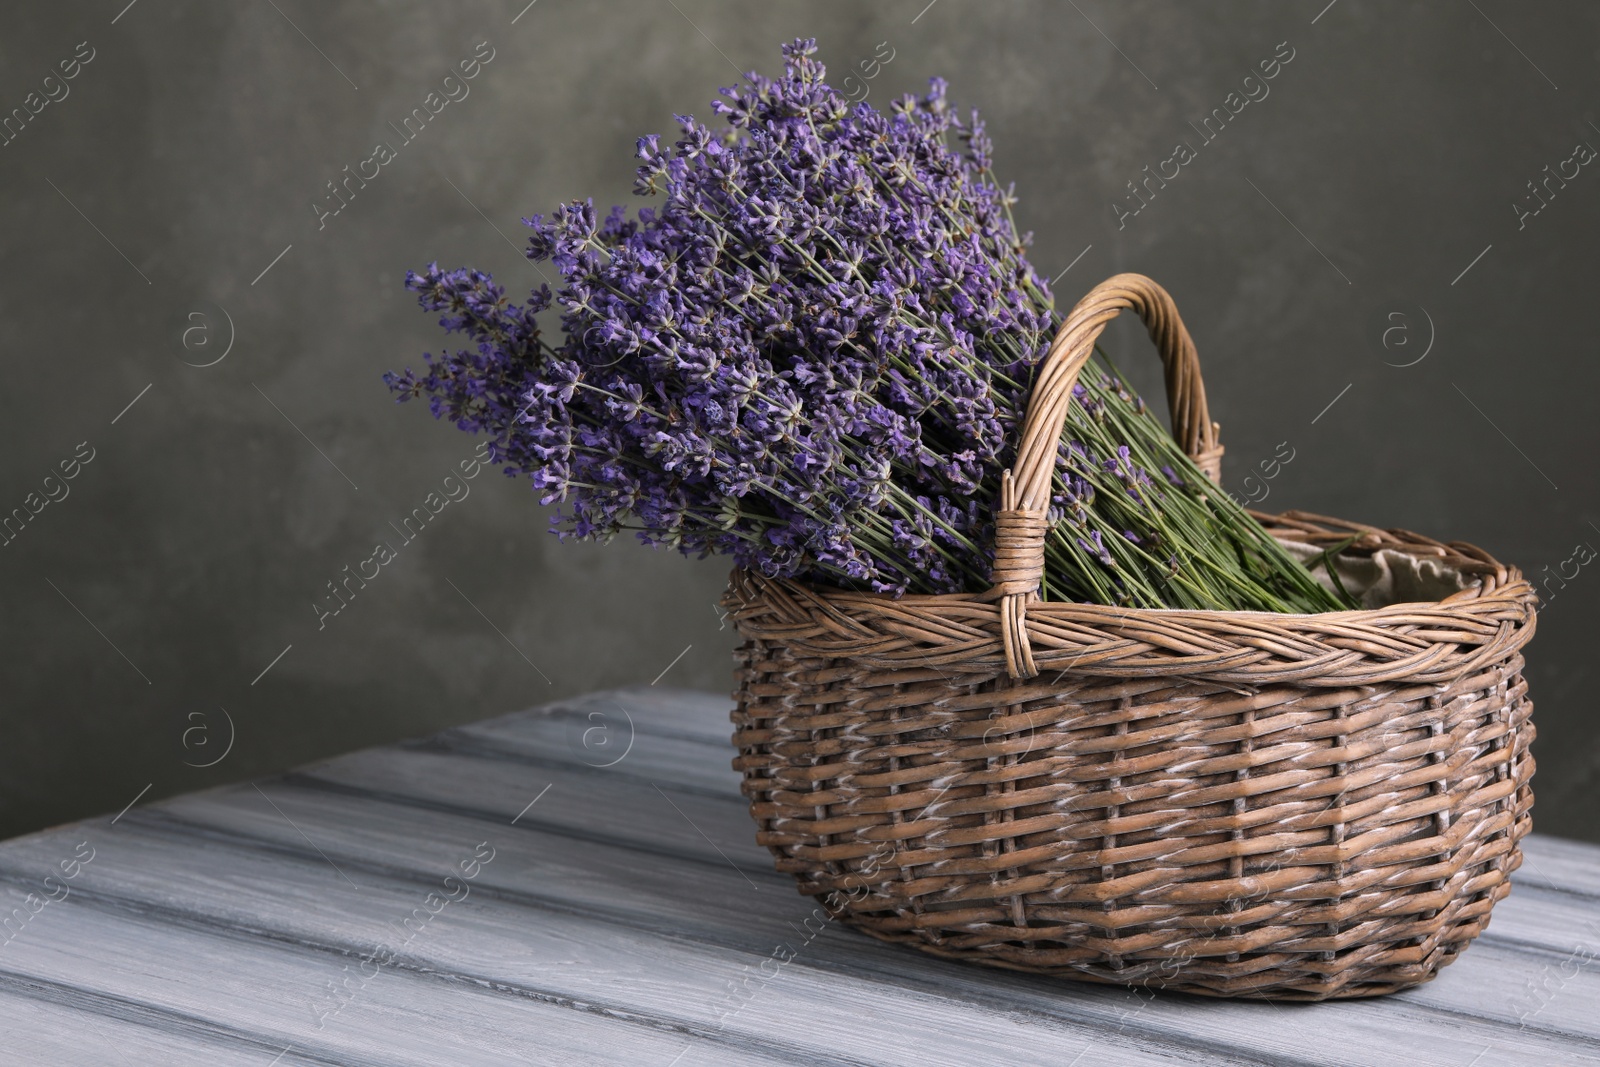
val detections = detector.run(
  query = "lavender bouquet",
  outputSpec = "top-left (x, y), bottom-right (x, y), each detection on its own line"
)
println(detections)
top-left (387, 39), bottom-right (1345, 613)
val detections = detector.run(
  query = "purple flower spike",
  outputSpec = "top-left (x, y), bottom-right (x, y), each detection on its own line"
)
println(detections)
top-left (382, 39), bottom-right (1322, 611)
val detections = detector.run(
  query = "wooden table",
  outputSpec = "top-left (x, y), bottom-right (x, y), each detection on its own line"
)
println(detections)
top-left (1, 687), bottom-right (1596, 1066)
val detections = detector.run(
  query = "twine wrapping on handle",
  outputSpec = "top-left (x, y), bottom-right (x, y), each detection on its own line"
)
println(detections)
top-left (990, 471), bottom-right (1047, 677)
top-left (992, 273), bottom-right (1223, 679)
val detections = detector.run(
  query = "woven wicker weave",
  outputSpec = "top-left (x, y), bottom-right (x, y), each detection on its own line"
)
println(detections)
top-left (723, 274), bottom-right (1537, 1000)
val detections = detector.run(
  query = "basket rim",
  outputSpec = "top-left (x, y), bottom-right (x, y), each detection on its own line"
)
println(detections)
top-left (723, 509), bottom-right (1537, 688)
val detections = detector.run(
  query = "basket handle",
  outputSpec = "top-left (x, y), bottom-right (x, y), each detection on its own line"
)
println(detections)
top-left (989, 273), bottom-right (1223, 679)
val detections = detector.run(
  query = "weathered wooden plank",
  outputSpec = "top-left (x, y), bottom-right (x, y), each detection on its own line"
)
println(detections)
top-left (0, 986), bottom-right (271, 1067)
top-left (0, 687), bottom-right (1596, 1066)
top-left (0, 809), bottom-right (1138, 1066)
top-left (126, 767), bottom-right (1600, 1063)
top-left (0, 882), bottom-right (844, 1067)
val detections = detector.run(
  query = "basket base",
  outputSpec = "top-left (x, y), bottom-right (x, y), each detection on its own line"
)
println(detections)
top-left (731, 635), bottom-right (1536, 1000)
top-left (826, 863), bottom-right (1518, 1001)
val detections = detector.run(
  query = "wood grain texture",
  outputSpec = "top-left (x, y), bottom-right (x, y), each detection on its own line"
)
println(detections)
top-left (0, 687), bottom-right (1593, 1066)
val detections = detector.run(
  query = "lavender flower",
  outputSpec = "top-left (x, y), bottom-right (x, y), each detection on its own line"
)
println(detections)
top-left (386, 40), bottom-right (1346, 613)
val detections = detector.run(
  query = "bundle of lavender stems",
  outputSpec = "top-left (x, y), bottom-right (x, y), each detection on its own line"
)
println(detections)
top-left (386, 39), bottom-right (1346, 613)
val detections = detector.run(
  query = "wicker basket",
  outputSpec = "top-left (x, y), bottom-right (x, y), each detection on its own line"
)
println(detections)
top-left (722, 273), bottom-right (1537, 1000)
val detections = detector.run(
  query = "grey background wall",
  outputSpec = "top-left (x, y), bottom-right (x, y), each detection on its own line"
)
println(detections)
top-left (2, 0), bottom-right (1596, 844)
